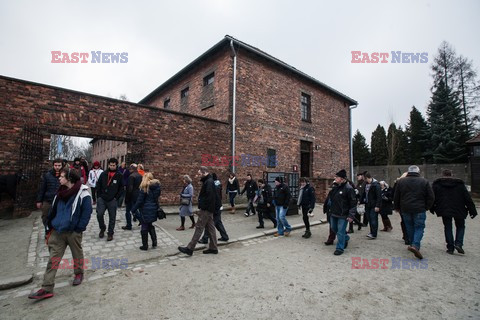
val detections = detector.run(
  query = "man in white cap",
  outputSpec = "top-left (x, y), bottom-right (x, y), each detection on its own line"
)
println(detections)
top-left (394, 165), bottom-right (435, 259)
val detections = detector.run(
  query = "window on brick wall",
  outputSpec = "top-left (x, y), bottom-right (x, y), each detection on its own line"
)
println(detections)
top-left (267, 148), bottom-right (277, 168)
top-left (203, 72), bottom-right (214, 86)
top-left (301, 93), bottom-right (311, 122)
top-left (181, 87), bottom-right (189, 99)
top-left (163, 98), bottom-right (170, 109)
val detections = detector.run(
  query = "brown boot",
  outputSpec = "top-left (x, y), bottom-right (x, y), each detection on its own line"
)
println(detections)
top-left (380, 218), bottom-right (389, 231)
top-left (386, 218), bottom-right (393, 231)
top-left (230, 207), bottom-right (236, 214)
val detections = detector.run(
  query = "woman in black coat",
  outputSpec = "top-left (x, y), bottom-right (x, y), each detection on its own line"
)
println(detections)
top-left (130, 172), bottom-right (161, 251)
top-left (379, 181), bottom-right (393, 232)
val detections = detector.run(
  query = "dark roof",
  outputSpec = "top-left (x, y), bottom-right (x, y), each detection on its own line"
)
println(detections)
top-left (139, 35), bottom-right (358, 106)
top-left (466, 133), bottom-right (480, 145)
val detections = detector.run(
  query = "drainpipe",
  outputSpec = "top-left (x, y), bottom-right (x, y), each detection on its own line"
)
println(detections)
top-left (230, 40), bottom-right (237, 174)
top-left (349, 104), bottom-right (358, 181)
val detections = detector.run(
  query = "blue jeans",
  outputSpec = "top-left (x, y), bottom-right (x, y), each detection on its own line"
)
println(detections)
top-left (401, 212), bottom-right (426, 249)
top-left (367, 207), bottom-right (378, 237)
top-left (228, 192), bottom-right (237, 207)
top-left (330, 216), bottom-right (349, 252)
top-left (442, 216), bottom-right (465, 250)
top-left (275, 206), bottom-right (291, 235)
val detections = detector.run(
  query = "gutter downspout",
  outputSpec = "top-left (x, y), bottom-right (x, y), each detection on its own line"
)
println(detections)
top-left (349, 104), bottom-right (358, 181)
top-left (230, 40), bottom-right (237, 174)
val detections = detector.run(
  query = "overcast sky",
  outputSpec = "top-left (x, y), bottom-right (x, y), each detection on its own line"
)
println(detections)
top-left (1, 0), bottom-right (479, 144)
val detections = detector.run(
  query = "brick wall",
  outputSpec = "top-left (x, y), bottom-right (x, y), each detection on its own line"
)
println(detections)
top-left (232, 48), bottom-right (351, 181)
top-left (147, 49), bottom-right (232, 123)
top-left (0, 76), bottom-right (231, 216)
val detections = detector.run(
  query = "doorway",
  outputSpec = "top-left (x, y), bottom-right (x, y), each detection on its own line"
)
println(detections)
top-left (300, 140), bottom-right (312, 178)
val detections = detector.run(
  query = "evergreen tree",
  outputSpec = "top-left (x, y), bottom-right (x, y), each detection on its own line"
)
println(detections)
top-left (387, 123), bottom-right (409, 165)
top-left (427, 79), bottom-right (468, 163)
top-left (352, 130), bottom-right (370, 166)
top-left (370, 125), bottom-right (388, 165)
top-left (406, 106), bottom-right (429, 164)
top-left (456, 55), bottom-right (480, 137)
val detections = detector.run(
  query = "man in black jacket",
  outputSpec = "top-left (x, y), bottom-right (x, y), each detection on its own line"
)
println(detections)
top-left (431, 169), bottom-right (477, 254)
top-left (241, 174), bottom-right (258, 217)
top-left (329, 170), bottom-right (357, 256)
top-left (255, 179), bottom-right (277, 229)
top-left (178, 166), bottom-right (218, 256)
top-left (122, 164), bottom-right (142, 231)
top-left (36, 159), bottom-right (63, 224)
top-left (273, 177), bottom-right (292, 237)
top-left (364, 172), bottom-right (382, 239)
top-left (298, 178), bottom-right (316, 238)
top-left (394, 165), bottom-right (435, 260)
top-left (96, 158), bottom-right (124, 241)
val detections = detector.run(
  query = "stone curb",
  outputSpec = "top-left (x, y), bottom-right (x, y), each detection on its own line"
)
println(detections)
top-left (0, 274), bottom-right (34, 290)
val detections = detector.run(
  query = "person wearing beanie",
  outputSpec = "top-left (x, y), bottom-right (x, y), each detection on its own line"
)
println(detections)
top-left (70, 157), bottom-right (87, 185)
top-left (87, 161), bottom-right (103, 205)
top-left (328, 169), bottom-right (357, 255)
top-left (394, 165), bottom-right (435, 260)
top-left (273, 177), bottom-right (292, 237)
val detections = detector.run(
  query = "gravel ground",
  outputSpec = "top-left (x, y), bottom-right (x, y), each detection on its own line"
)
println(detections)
top-left (1, 211), bottom-right (479, 320)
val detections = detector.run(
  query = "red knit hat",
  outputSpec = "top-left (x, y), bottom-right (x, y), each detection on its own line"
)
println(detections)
top-left (93, 161), bottom-right (100, 167)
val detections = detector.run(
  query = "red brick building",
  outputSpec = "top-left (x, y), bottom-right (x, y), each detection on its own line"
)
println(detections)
top-left (141, 35), bottom-right (358, 187)
top-left (90, 139), bottom-right (128, 169)
top-left (0, 35), bottom-right (357, 217)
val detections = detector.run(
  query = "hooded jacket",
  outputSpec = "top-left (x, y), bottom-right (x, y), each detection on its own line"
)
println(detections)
top-left (96, 170), bottom-right (124, 202)
top-left (131, 181), bottom-right (161, 224)
top-left (46, 184), bottom-right (92, 233)
top-left (365, 179), bottom-right (382, 209)
top-left (431, 177), bottom-right (477, 219)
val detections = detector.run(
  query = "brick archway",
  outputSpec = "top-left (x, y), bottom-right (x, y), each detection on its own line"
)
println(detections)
top-left (0, 75), bottom-right (231, 217)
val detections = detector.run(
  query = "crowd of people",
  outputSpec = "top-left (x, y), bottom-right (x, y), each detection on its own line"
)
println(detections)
top-left (29, 158), bottom-right (477, 300)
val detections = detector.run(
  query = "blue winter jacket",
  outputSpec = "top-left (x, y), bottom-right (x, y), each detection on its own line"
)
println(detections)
top-left (47, 184), bottom-right (92, 233)
top-left (131, 181), bottom-right (161, 224)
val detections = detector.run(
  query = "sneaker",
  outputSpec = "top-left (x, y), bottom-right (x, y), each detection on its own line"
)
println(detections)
top-left (203, 249), bottom-right (218, 254)
top-left (198, 239), bottom-right (208, 244)
top-left (178, 246), bottom-right (193, 256)
top-left (244, 212), bottom-right (250, 217)
top-left (302, 231), bottom-right (311, 238)
top-left (446, 249), bottom-right (454, 255)
top-left (454, 245), bottom-right (465, 254)
top-left (121, 226), bottom-right (132, 231)
top-left (28, 289), bottom-right (54, 300)
top-left (251, 212), bottom-right (256, 216)
top-left (218, 238), bottom-right (229, 242)
top-left (273, 233), bottom-right (284, 237)
top-left (99, 230), bottom-right (105, 238)
top-left (107, 234), bottom-right (113, 241)
top-left (189, 224), bottom-right (196, 229)
top-left (407, 246), bottom-right (424, 259)
top-left (324, 241), bottom-right (334, 246)
top-left (72, 274), bottom-right (83, 286)
top-left (366, 233), bottom-right (376, 239)
top-left (333, 250), bottom-right (344, 256)
top-left (256, 225), bottom-right (265, 229)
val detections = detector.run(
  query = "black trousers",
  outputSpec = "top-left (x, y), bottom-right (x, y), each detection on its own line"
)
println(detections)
top-left (202, 209), bottom-right (229, 241)
top-left (301, 206), bottom-right (310, 231)
top-left (258, 205), bottom-right (277, 227)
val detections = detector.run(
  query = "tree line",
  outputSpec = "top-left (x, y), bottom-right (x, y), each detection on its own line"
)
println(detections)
top-left (353, 41), bottom-right (480, 166)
